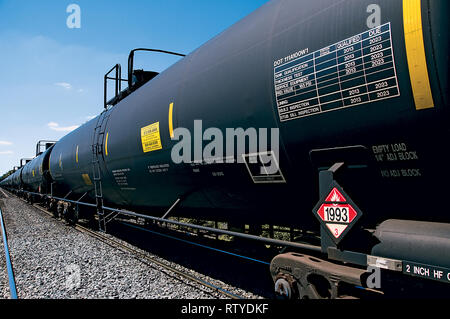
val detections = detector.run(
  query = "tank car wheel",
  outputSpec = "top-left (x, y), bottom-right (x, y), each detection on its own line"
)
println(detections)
top-left (274, 274), bottom-right (298, 300)
top-left (43, 196), bottom-right (50, 208)
top-left (63, 205), bottom-right (79, 226)
top-left (48, 200), bottom-right (56, 216)
top-left (56, 202), bottom-right (64, 219)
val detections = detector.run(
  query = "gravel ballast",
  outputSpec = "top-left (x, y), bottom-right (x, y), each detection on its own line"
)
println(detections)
top-left (0, 193), bottom-right (262, 299)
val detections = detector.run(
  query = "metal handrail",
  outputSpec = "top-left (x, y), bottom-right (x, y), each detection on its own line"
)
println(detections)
top-left (104, 64), bottom-right (127, 109)
top-left (35, 140), bottom-right (57, 157)
top-left (127, 48), bottom-right (186, 89)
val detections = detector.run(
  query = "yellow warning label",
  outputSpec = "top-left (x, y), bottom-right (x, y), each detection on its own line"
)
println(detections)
top-left (82, 174), bottom-right (93, 186)
top-left (141, 122), bottom-right (163, 153)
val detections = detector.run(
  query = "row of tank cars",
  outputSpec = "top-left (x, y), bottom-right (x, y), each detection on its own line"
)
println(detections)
top-left (0, 142), bottom-right (69, 218)
top-left (1, 0), bottom-right (450, 298)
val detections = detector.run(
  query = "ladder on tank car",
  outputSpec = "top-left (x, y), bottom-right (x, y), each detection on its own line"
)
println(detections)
top-left (91, 112), bottom-right (109, 232)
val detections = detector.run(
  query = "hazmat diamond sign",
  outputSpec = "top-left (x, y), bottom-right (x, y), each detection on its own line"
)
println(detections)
top-left (313, 182), bottom-right (363, 244)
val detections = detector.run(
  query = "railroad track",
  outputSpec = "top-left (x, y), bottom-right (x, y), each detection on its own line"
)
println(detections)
top-left (0, 188), bottom-right (9, 199)
top-left (0, 206), bottom-right (18, 299)
top-left (26, 199), bottom-right (244, 300)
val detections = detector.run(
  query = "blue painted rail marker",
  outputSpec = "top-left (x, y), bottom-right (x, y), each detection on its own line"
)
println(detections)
top-left (0, 208), bottom-right (18, 299)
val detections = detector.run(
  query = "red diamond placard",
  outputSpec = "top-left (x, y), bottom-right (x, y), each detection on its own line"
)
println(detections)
top-left (312, 181), bottom-right (363, 244)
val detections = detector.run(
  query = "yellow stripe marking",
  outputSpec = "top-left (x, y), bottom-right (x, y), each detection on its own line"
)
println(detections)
top-left (76, 145), bottom-right (79, 163)
top-left (105, 132), bottom-right (109, 156)
top-left (403, 0), bottom-right (434, 110)
top-left (169, 102), bottom-right (174, 139)
top-left (82, 174), bottom-right (93, 186)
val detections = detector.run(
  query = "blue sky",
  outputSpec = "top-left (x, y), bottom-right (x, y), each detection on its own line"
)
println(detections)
top-left (0, 0), bottom-right (268, 175)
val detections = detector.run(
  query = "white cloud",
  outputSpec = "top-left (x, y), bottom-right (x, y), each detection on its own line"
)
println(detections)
top-left (85, 115), bottom-right (96, 121)
top-left (54, 82), bottom-right (72, 90)
top-left (0, 141), bottom-right (13, 146)
top-left (54, 83), bottom-right (86, 93)
top-left (48, 122), bottom-right (79, 132)
top-left (0, 151), bottom-right (13, 155)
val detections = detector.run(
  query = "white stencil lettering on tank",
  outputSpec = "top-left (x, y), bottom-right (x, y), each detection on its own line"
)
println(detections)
top-left (273, 23), bottom-right (400, 122)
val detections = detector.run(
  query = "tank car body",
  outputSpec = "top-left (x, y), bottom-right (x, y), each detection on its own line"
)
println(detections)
top-left (49, 120), bottom-right (97, 196)
top-left (10, 168), bottom-right (23, 189)
top-left (0, 175), bottom-right (12, 187)
top-left (21, 147), bottom-right (53, 193)
top-left (46, 0), bottom-right (449, 229)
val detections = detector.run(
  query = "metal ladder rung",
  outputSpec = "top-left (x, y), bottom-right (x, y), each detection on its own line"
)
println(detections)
top-left (92, 113), bottom-right (110, 233)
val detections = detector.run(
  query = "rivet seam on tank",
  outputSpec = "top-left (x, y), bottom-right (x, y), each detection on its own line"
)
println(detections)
top-left (169, 102), bottom-right (174, 139)
top-left (105, 133), bottom-right (109, 156)
top-left (403, 0), bottom-right (434, 110)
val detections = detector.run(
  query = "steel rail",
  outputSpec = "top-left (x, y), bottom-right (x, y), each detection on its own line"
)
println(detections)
top-left (0, 188), bottom-right (9, 198)
top-left (0, 207), bottom-right (18, 299)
